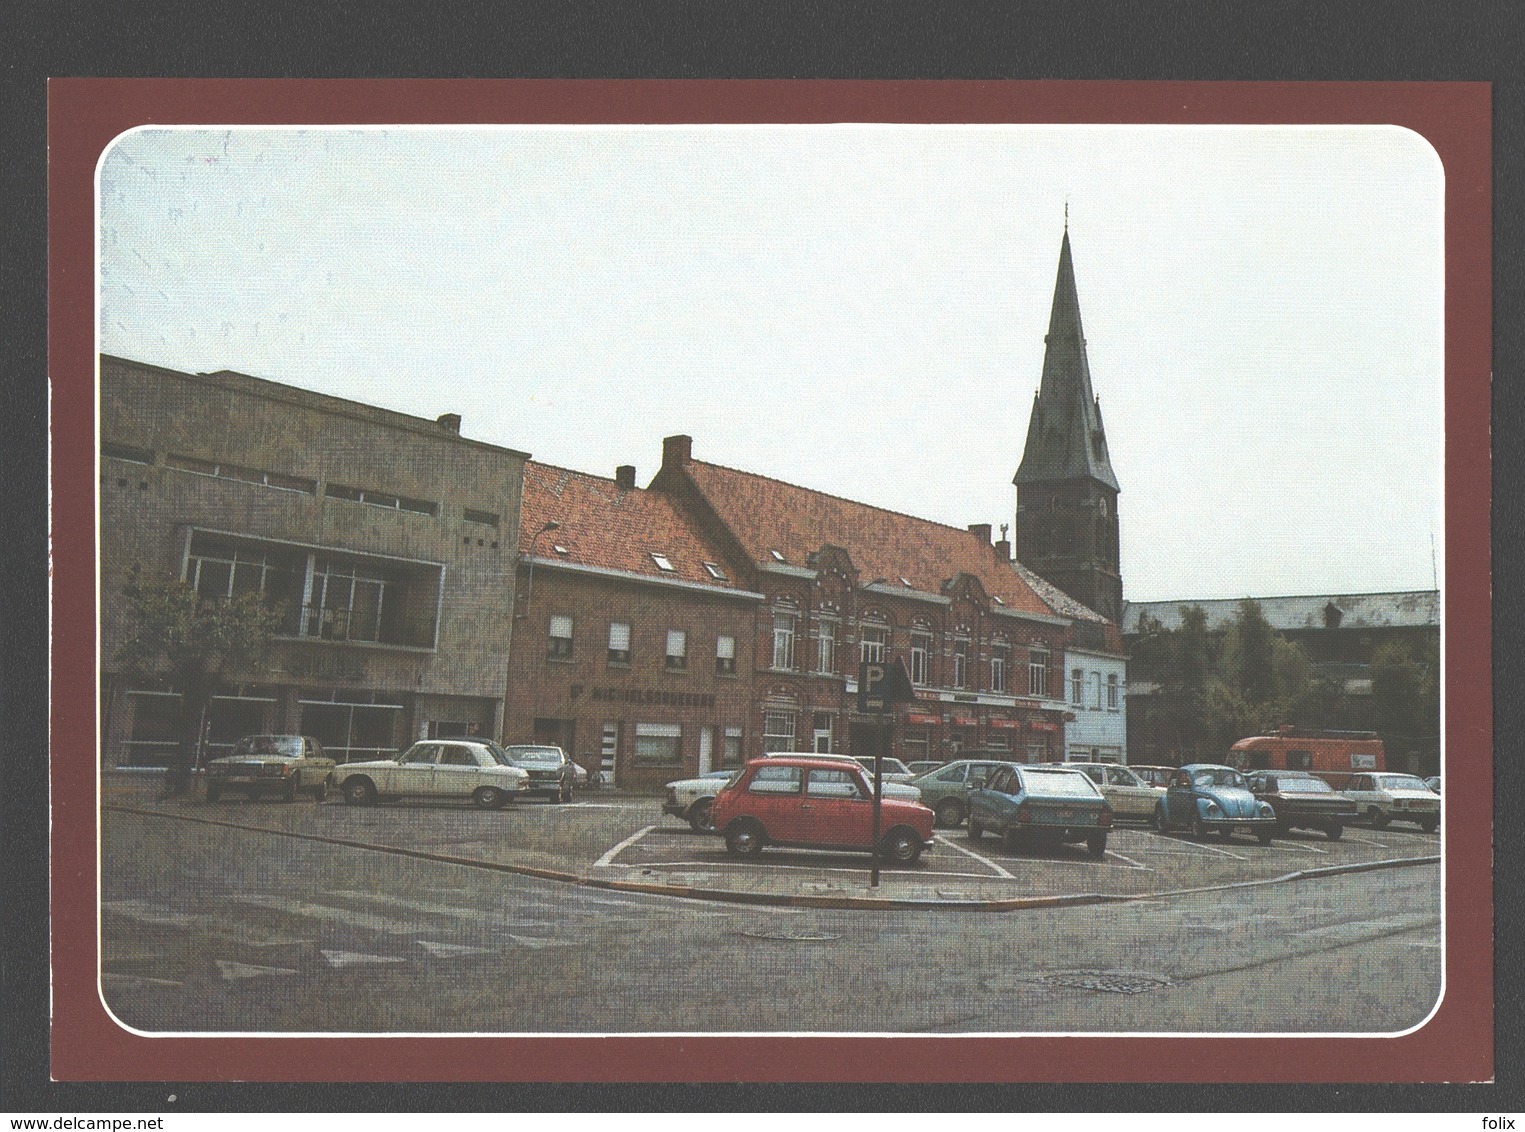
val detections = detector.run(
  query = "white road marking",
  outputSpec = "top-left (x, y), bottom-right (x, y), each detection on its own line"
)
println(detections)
top-left (328, 890), bottom-right (497, 922)
top-left (320, 949), bottom-right (407, 968)
top-left (504, 934), bottom-right (579, 951)
top-left (1264, 841), bottom-right (1330, 855)
top-left (417, 940), bottom-right (496, 958)
top-left (595, 824), bottom-right (656, 868)
top-left (1142, 833), bottom-right (1246, 861)
top-left (934, 834), bottom-right (1015, 878)
top-left (216, 959), bottom-right (299, 980)
top-left (231, 895), bottom-right (428, 934)
top-left (1102, 848), bottom-right (1152, 870)
top-left (101, 900), bottom-right (198, 928)
top-left (1345, 834), bottom-right (1390, 848)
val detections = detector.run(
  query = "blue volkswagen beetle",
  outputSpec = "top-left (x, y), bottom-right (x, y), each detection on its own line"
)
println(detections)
top-left (1151, 763), bottom-right (1277, 845)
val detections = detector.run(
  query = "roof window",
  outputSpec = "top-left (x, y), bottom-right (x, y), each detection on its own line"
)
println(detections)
top-left (899, 577), bottom-right (912, 588)
top-left (553, 545), bottom-right (570, 556)
top-left (703, 562), bottom-right (727, 580)
top-left (651, 552), bottom-right (676, 572)
top-left (771, 550), bottom-right (787, 562)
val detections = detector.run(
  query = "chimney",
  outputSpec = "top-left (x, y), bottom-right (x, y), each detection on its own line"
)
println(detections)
top-left (994, 538), bottom-right (1012, 562)
top-left (662, 434), bottom-right (693, 469)
top-left (436, 412), bottom-right (462, 434)
top-left (967, 523), bottom-right (992, 543)
top-left (615, 465), bottom-right (636, 490)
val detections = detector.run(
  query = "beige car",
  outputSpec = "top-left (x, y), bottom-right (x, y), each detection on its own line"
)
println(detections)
top-left (331, 739), bottom-right (530, 810)
top-left (206, 734), bottom-right (335, 803)
top-left (1066, 762), bottom-right (1165, 821)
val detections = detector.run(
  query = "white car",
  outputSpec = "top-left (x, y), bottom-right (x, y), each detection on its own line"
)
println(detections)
top-left (1066, 762), bottom-right (1165, 821)
top-left (331, 739), bottom-right (530, 810)
top-left (851, 756), bottom-right (919, 787)
top-left (662, 768), bottom-right (742, 831)
top-left (1340, 771), bottom-right (1440, 832)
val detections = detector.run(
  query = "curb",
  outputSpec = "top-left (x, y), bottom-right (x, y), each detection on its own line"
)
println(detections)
top-left (104, 803), bottom-right (1440, 913)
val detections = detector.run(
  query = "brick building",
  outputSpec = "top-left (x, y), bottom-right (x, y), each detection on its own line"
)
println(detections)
top-left (650, 435), bottom-right (1124, 768)
top-left (503, 461), bottom-right (763, 789)
top-left (99, 355), bottom-right (527, 768)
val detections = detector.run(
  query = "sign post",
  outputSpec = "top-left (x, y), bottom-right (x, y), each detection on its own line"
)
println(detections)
top-left (858, 657), bottom-right (914, 887)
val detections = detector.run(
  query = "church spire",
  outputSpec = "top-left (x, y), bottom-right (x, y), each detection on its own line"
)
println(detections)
top-left (1014, 228), bottom-right (1119, 492)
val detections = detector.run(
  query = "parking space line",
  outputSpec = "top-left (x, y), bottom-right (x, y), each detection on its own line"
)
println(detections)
top-left (1265, 841), bottom-right (1330, 855)
top-left (1345, 834), bottom-right (1390, 848)
top-left (1141, 832), bottom-right (1246, 860)
top-left (934, 834), bottom-right (1015, 879)
top-left (1103, 849), bottom-right (1151, 870)
top-left (595, 824), bottom-right (656, 868)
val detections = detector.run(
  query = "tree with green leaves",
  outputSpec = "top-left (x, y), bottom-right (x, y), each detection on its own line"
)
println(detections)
top-left (115, 566), bottom-right (282, 797)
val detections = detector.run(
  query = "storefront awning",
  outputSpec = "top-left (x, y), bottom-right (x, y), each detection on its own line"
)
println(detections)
top-left (905, 712), bottom-right (941, 726)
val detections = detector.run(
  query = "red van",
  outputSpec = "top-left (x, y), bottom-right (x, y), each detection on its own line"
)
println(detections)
top-left (1228, 726), bottom-right (1385, 788)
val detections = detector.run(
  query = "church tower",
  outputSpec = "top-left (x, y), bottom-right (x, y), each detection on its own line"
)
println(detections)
top-left (1013, 226), bottom-right (1123, 621)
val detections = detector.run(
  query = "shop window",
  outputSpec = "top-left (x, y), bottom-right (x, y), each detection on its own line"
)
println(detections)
top-left (633, 723), bottom-right (682, 765)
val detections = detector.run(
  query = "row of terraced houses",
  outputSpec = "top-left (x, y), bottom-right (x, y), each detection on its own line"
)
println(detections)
top-left (98, 231), bottom-right (1133, 787)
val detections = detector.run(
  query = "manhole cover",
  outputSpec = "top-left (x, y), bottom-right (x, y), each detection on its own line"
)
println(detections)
top-left (737, 929), bottom-right (842, 942)
top-left (1029, 969), bottom-right (1176, 994)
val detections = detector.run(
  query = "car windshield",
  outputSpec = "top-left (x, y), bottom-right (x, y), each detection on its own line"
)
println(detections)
top-left (477, 741), bottom-right (520, 767)
top-left (1019, 769), bottom-right (1102, 798)
top-left (236, 735), bottom-right (304, 758)
top-left (1193, 768), bottom-right (1246, 789)
top-left (504, 746), bottom-right (564, 766)
top-left (1276, 777), bottom-right (1334, 794)
top-left (1376, 774), bottom-right (1428, 790)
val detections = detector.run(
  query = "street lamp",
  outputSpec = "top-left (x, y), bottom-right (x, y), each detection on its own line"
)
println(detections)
top-left (520, 520), bottom-right (560, 618)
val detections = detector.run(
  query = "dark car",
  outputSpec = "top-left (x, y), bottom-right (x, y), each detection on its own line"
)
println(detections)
top-left (1152, 763), bottom-right (1278, 844)
top-left (967, 763), bottom-right (1113, 858)
top-left (205, 734), bottom-right (334, 803)
top-left (500, 744), bottom-right (577, 802)
top-left (1245, 770), bottom-right (1359, 840)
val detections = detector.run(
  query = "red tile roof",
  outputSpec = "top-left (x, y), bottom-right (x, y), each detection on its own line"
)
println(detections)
top-left (519, 462), bottom-right (744, 591)
top-left (679, 458), bottom-right (1068, 620)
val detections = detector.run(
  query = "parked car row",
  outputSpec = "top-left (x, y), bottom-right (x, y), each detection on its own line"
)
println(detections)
top-left (203, 735), bottom-right (579, 811)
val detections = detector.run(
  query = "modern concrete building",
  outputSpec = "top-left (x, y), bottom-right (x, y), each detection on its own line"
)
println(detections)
top-left (99, 355), bottom-right (528, 768)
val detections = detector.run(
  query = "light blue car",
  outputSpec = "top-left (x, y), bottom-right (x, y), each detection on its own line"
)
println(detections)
top-left (1151, 763), bottom-right (1278, 845)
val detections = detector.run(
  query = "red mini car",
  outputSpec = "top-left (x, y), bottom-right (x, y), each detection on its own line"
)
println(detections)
top-left (708, 755), bottom-right (937, 865)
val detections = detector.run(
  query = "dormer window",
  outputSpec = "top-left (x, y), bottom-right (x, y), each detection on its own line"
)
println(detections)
top-left (771, 549), bottom-right (787, 562)
top-left (703, 562), bottom-right (727, 580)
top-left (650, 553), bottom-right (676, 572)
top-left (898, 577), bottom-right (912, 588)
top-left (553, 545), bottom-right (570, 556)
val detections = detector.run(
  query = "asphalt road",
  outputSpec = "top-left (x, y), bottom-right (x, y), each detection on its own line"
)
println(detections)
top-left (99, 795), bottom-right (1442, 1034)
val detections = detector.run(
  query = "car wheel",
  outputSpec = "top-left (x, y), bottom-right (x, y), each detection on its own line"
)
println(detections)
top-left (342, 778), bottom-right (377, 807)
top-left (1369, 806), bottom-right (1389, 829)
top-left (1086, 832), bottom-right (1107, 858)
top-left (205, 783), bottom-right (221, 802)
top-left (1325, 823), bottom-right (1343, 841)
top-left (1192, 815), bottom-right (1212, 840)
top-left (881, 827), bottom-right (922, 866)
top-left (725, 820), bottom-right (765, 858)
top-left (1419, 817), bottom-right (1438, 834)
top-left (934, 798), bottom-right (964, 829)
top-left (967, 816), bottom-right (983, 841)
top-left (1256, 829), bottom-right (1274, 846)
top-left (687, 798), bottom-right (713, 832)
top-left (473, 786), bottom-right (506, 810)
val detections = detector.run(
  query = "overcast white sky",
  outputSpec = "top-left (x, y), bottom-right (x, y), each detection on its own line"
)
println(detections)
top-left (98, 125), bottom-right (1444, 604)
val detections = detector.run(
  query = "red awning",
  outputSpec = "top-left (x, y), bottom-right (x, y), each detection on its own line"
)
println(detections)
top-left (950, 716), bottom-right (979, 727)
top-left (988, 718), bottom-right (1023, 730)
top-left (905, 712), bottom-right (941, 726)
top-left (1029, 720), bottom-right (1060, 732)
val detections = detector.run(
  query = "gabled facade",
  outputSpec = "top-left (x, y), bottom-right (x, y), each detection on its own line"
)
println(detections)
top-left (651, 435), bottom-right (1124, 767)
top-left (99, 355), bottom-right (528, 768)
top-left (1014, 229), bottom-right (1123, 622)
top-left (502, 460), bottom-right (763, 787)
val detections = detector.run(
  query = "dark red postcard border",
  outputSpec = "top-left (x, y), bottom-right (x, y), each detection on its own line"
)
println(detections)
top-left (48, 79), bottom-right (1493, 1083)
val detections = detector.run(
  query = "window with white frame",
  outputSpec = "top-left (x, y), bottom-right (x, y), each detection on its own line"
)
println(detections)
top-left (633, 722), bottom-right (682, 765)
top-left (608, 621), bottom-right (632, 665)
top-left (548, 614), bottom-right (573, 659)
top-left (1028, 648), bottom-right (1049, 698)
top-left (812, 711), bottom-right (833, 753)
top-left (814, 618), bottom-right (837, 675)
top-left (772, 611), bottom-right (797, 670)
top-left (860, 622), bottom-right (887, 665)
top-left (762, 710), bottom-right (796, 753)
top-left (1071, 668), bottom-right (1085, 705)
top-left (952, 637), bottom-right (970, 689)
top-left (1107, 672), bottom-right (1121, 710)
top-left (991, 641), bottom-right (1009, 693)
top-left (665, 629), bottom-right (688, 671)
top-left (1090, 671), bottom-right (1104, 710)
top-left (722, 726), bottom-right (744, 766)
top-left (910, 630), bottom-right (932, 686)
top-left (715, 634), bottom-right (737, 675)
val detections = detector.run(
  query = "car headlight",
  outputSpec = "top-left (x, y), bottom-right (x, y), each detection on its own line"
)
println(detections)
top-left (1203, 800), bottom-right (1221, 815)
top-left (1257, 802), bottom-right (1274, 817)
